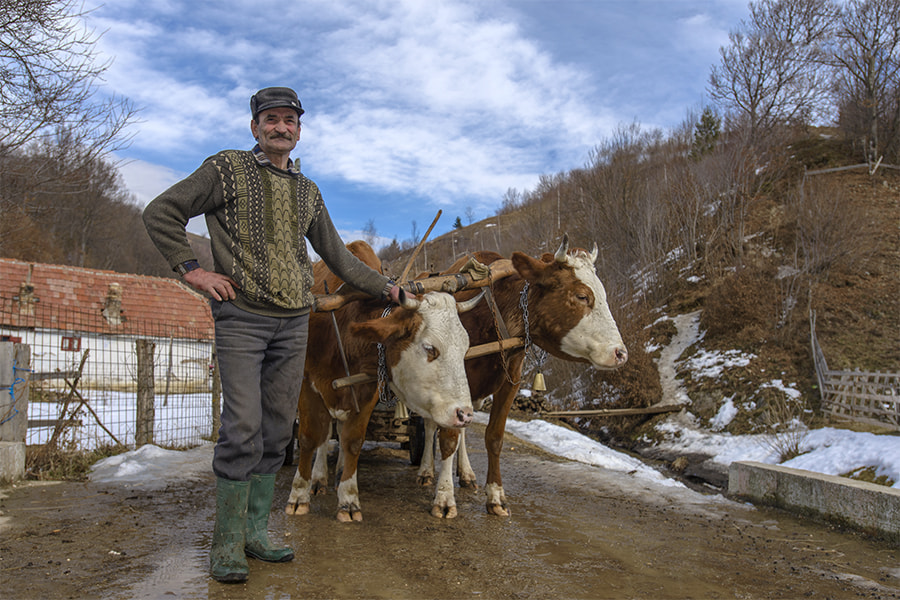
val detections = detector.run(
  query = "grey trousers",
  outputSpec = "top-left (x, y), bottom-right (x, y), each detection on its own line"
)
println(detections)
top-left (210, 300), bottom-right (309, 481)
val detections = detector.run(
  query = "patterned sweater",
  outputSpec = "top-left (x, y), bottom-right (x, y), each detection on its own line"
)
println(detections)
top-left (142, 148), bottom-right (390, 317)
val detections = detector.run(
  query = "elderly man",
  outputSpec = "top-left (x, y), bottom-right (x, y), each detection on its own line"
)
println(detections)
top-left (143, 87), bottom-right (403, 583)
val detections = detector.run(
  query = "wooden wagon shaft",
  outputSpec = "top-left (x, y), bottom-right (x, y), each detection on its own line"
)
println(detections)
top-left (540, 403), bottom-right (688, 418)
top-left (399, 209), bottom-right (442, 282)
top-left (313, 258), bottom-right (517, 312)
top-left (332, 337), bottom-right (526, 390)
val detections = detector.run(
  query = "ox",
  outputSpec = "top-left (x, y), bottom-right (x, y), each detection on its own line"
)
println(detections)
top-left (285, 240), bottom-right (479, 522)
top-left (419, 235), bottom-right (628, 517)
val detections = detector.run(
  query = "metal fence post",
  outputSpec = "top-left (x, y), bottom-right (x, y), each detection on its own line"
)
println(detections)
top-left (136, 339), bottom-right (155, 447)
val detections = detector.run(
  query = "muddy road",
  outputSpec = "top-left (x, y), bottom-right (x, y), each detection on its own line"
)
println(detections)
top-left (2, 423), bottom-right (899, 599)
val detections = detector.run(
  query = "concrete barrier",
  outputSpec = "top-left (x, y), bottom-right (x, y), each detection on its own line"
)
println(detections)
top-left (0, 343), bottom-right (29, 482)
top-left (729, 461), bottom-right (900, 543)
top-left (0, 442), bottom-right (25, 483)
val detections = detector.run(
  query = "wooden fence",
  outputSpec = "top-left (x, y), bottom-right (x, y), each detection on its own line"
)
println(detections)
top-left (810, 311), bottom-right (899, 430)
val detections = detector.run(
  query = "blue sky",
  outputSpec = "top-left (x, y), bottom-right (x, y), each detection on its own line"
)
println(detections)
top-left (85, 0), bottom-right (749, 245)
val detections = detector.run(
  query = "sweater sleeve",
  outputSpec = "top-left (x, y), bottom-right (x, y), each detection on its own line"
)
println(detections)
top-left (306, 201), bottom-right (391, 298)
top-left (142, 162), bottom-right (222, 270)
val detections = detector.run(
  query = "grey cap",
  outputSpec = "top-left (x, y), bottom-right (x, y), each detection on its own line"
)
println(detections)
top-left (250, 87), bottom-right (304, 119)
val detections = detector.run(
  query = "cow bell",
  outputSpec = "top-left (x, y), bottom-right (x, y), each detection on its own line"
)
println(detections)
top-left (532, 371), bottom-right (547, 393)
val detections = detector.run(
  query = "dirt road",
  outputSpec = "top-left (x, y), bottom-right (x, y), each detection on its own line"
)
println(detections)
top-left (2, 424), bottom-right (898, 599)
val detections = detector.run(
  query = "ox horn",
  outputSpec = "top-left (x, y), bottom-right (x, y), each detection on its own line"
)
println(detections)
top-left (554, 233), bottom-right (571, 263)
top-left (398, 289), bottom-right (421, 311)
top-left (590, 243), bottom-right (599, 264)
top-left (456, 289), bottom-right (486, 313)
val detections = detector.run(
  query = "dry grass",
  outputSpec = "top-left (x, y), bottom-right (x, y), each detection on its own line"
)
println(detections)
top-left (760, 395), bottom-right (809, 462)
top-left (25, 442), bottom-right (127, 481)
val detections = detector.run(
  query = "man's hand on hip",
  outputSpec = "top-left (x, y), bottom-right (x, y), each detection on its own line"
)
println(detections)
top-left (183, 268), bottom-right (239, 301)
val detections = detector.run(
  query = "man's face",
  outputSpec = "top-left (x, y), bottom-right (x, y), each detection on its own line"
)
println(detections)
top-left (251, 107), bottom-right (300, 157)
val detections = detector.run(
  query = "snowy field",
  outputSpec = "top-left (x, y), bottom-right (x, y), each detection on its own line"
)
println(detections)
top-left (28, 391), bottom-right (213, 449)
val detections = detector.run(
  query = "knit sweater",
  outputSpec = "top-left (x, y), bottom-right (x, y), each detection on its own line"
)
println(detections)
top-left (142, 149), bottom-right (390, 317)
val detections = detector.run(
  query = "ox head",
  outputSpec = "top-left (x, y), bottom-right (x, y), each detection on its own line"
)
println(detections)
top-left (350, 291), bottom-right (481, 429)
top-left (511, 235), bottom-right (628, 370)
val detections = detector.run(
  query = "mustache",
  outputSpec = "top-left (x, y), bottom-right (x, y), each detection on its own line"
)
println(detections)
top-left (269, 132), bottom-right (293, 140)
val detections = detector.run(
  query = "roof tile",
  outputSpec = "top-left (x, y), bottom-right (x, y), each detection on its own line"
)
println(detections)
top-left (0, 259), bottom-right (213, 339)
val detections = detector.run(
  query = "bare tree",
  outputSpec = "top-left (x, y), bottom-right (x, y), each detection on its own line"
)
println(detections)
top-left (794, 175), bottom-right (873, 278)
top-left (709, 0), bottom-right (836, 138)
top-left (361, 218), bottom-right (378, 246)
top-left (829, 0), bottom-right (900, 162)
top-left (702, 119), bottom-right (793, 271)
top-left (0, 0), bottom-right (136, 159)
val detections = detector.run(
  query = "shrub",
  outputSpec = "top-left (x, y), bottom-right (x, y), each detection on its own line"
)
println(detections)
top-left (701, 264), bottom-right (779, 346)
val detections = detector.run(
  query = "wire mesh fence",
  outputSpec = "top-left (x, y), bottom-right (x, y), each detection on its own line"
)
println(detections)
top-left (1, 296), bottom-right (217, 451)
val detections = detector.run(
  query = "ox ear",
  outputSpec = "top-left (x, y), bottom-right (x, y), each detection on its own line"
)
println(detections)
top-left (511, 251), bottom-right (551, 283)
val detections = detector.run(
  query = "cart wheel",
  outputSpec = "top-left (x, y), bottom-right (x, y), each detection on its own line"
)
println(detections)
top-left (408, 414), bottom-right (426, 466)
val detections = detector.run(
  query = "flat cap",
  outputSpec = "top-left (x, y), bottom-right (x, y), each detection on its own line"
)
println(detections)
top-left (250, 87), bottom-right (304, 119)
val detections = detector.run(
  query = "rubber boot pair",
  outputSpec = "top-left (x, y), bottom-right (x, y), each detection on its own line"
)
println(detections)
top-left (210, 474), bottom-right (294, 583)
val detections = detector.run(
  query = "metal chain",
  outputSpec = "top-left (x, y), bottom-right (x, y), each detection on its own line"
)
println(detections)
top-left (519, 282), bottom-right (548, 373)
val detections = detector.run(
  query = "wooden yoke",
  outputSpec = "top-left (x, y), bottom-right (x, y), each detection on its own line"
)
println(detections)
top-left (313, 258), bottom-right (517, 313)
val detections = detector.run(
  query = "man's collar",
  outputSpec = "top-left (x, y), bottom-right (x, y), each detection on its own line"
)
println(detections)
top-left (252, 144), bottom-right (301, 175)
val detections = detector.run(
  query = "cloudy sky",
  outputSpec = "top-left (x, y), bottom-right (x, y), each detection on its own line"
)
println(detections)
top-left (85, 0), bottom-right (749, 244)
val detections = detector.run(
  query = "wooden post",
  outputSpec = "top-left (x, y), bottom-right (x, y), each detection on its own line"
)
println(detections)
top-left (210, 348), bottom-right (221, 442)
top-left (135, 339), bottom-right (155, 447)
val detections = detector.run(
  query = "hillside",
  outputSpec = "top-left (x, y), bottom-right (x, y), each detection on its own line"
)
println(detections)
top-left (383, 132), bottom-right (900, 442)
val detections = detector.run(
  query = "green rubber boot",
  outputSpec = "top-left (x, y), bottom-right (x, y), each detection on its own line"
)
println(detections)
top-left (245, 473), bottom-right (294, 563)
top-left (210, 477), bottom-right (250, 583)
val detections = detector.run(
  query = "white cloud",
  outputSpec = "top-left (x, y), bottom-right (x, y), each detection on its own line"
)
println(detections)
top-left (116, 158), bottom-right (184, 208)
top-left (83, 0), bottom-right (750, 241)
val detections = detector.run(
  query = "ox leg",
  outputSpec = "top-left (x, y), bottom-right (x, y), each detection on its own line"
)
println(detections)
top-left (484, 378), bottom-right (520, 517)
top-left (431, 428), bottom-right (461, 518)
top-left (286, 380), bottom-right (330, 516)
top-left (309, 427), bottom-right (331, 496)
top-left (333, 419), bottom-right (345, 486)
top-left (416, 418), bottom-right (438, 486)
top-left (335, 393), bottom-right (378, 523)
top-left (455, 427), bottom-right (478, 488)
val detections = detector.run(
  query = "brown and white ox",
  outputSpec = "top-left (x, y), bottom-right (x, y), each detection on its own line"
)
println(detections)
top-left (419, 236), bottom-right (628, 517)
top-left (284, 240), bottom-right (479, 522)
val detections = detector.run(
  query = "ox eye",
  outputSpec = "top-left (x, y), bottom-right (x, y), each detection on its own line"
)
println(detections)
top-left (424, 344), bottom-right (439, 362)
top-left (575, 293), bottom-right (590, 305)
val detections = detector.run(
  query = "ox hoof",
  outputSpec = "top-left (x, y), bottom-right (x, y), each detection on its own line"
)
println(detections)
top-left (431, 504), bottom-right (458, 519)
top-left (416, 475), bottom-right (435, 486)
top-left (486, 503), bottom-right (510, 517)
top-left (311, 482), bottom-right (328, 496)
top-left (337, 509), bottom-right (363, 522)
top-left (284, 503), bottom-right (310, 516)
top-left (458, 477), bottom-right (478, 489)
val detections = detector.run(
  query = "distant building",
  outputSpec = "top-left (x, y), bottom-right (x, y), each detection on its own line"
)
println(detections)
top-left (0, 258), bottom-right (214, 390)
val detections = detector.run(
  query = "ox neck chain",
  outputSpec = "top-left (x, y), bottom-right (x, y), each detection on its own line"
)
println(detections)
top-left (376, 305), bottom-right (397, 408)
top-left (519, 282), bottom-right (549, 375)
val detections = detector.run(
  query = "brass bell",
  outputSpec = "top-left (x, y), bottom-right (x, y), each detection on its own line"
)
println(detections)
top-left (532, 371), bottom-right (547, 393)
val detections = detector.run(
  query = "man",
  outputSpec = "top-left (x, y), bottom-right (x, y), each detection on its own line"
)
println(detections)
top-left (142, 86), bottom-right (403, 583)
